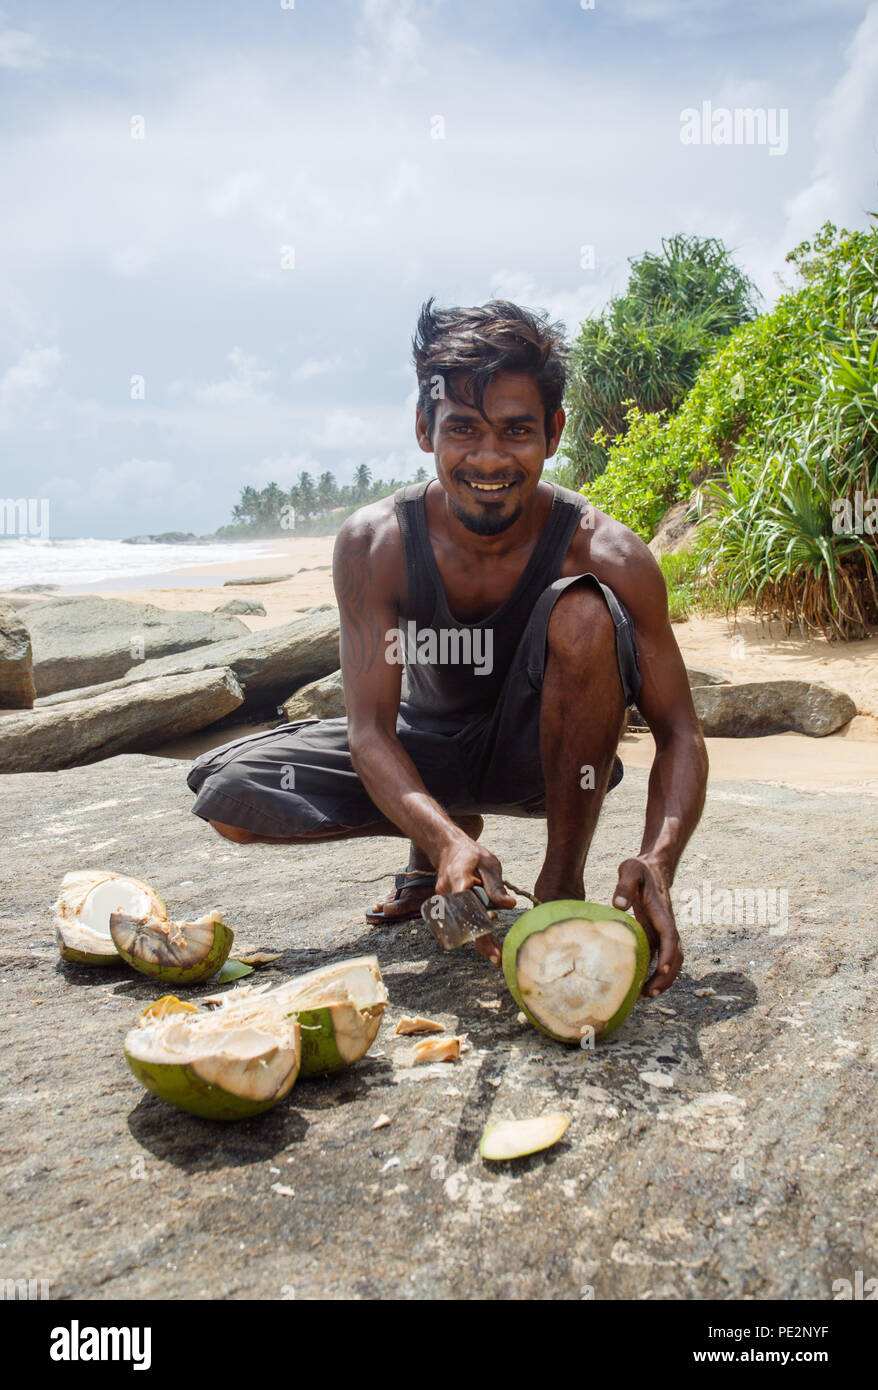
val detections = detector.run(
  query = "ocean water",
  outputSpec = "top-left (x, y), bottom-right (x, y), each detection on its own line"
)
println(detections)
top-left (0, 537), bottom-right (285, 592)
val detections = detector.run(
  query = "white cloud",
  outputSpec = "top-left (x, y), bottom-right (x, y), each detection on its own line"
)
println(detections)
top-left (356, 0), bottom-right (426, 83)
top-left (782, 3), bottom-right (878, 246)
top-left (195, 348), bottom-right (275, 405)
top-left (247, 451), bottom-right (325, 488)
top-left (0, 345), bottom-right (61, 425)
top-left (0, 25), bottom-right (46, 70)
top-left (292, 356), bottom-right (344, 381)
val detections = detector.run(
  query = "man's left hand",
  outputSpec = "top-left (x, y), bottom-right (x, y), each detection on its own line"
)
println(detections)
top-left (612, 856), bottom-right (682, 998)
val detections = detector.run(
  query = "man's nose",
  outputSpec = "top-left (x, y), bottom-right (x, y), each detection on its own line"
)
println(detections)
top-left (467, 434), bottom-right (510, 465)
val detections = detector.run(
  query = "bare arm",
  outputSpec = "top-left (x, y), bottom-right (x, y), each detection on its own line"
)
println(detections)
top-left (333, 511), bottom-right (513, 905)
top-left (589, 524), bottom-right (709, 995)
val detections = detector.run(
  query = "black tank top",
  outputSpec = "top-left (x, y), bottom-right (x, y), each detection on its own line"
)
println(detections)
top-left (393, 479), bottom-right (589, 718)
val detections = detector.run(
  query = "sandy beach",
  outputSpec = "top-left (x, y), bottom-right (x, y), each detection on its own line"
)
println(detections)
top-left (47, 533), bottom-right (878, 789)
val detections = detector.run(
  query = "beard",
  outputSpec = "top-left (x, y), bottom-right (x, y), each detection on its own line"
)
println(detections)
top-left (450, 496), bottom-right (524, 535)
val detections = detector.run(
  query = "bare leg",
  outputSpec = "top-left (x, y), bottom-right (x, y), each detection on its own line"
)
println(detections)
top-left (534, 584), bottom-right (627, 903)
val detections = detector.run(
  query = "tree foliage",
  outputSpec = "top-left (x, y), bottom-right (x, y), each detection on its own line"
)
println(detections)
top-left (560, 234), bottom-right (759, 485)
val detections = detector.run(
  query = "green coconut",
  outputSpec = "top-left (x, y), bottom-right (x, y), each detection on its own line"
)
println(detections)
top-left (502, 900), bottom-right (650, 1044)
top-left (124, 996), bottom-right (301, 1120)
top-left (110, 909), bottom-right (233, 985)
top-left (213, 955), bottom-right (388, 1077)
top-left (53, 870), bottom-right (166, 966)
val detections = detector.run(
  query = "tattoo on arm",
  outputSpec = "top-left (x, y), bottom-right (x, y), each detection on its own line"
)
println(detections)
top-left (334, 532), bottom-right (385, 677)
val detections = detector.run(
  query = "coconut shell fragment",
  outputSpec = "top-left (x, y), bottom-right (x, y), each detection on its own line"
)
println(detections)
top-left (480, 1113), bottom-right (570, 1161)
top-left (395, 1016), bottom-right (445, 1035)
top-left (111, 909), bottom-right (233, 985)
top-left (413, 1035), bottom-right (465, 1064)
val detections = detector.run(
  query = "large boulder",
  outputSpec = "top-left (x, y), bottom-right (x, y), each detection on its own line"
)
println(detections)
top-left (37, 608), bottom-right (341, 714)
top-left (685, 666), bottom-right (730, 687)
top-left (223, 574), bottom-right (293, 586)
top-left (0, 601), bottom-right (36, 709)
top-left (281, 669), bottom-right (345, 722)
top-left (214, 597), bottom-right (267, 616)
top-left (0, 667), bottom-right (243, 773)
top-left (27, 597), bottom-right (249, 697)
top-left (692, 680), bottom-right (857, 738)
top-left (627, 666), bottom-right (731, 728)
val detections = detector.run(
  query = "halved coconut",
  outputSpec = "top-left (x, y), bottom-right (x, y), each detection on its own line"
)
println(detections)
top-left (53, 870), bottom-right (166, 966)
top-left (124, 996), bottom-right (301, 1120)
top-left (213, 955), bottom-right (388, 1077)
top-left (481, 1113), bottom-right (569, 1161)
top-left (502, 900), bottom-right (650, 1044)
top-left (110, 909), bottom-right (233, 985)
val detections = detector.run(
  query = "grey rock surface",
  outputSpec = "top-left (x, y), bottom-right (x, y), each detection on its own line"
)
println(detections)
top-left (281, 668), bottom-right (345, 722)
top-left (693, 680), bottom-right (857, 737)
top-left (0, 600), bottom-right (36, 709)
top-left (215, 598), bottom-right (267, 617)
top-left (685, 666), bottom-right (731, 687)
top-left (0, 668), bottom-right (243, 772)
top-left (37, 609), bottom-right (340, 713)
top-left (27, 597), bottom-right (248, 697)
top-left (0, 753), bottom-right (874, 1299)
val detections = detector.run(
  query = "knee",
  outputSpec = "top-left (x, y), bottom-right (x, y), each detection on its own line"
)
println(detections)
top-left (209, 819), bottom-right (257, 844)
top-left (546, 583), bottom-right (616, 664)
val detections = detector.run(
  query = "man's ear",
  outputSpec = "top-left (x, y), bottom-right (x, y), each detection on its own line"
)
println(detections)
top-left (545, 407), bottom-right (566, 459)
top-left (415, 408), bottom-right (435, 454)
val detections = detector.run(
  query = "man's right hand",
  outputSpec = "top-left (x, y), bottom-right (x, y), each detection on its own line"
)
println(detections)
top-left (435, 833), bottom-right (516, 910)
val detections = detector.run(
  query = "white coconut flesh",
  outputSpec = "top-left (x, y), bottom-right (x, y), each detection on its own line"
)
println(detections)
top-left (128, 1006), bottom-right (299, 1102)
top-left (515, 918), bottom-right (637, 1039)
top-left (54, 871), bottom-right (164, 954)
top-left (215, 957), bottom-right (388, 1063)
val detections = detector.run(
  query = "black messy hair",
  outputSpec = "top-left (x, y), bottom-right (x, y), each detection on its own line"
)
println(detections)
top-left (412, 298), bottom-right (568, 441)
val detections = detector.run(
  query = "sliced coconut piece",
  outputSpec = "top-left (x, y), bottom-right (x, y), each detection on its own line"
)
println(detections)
top-left (216, 955), bottom-right (388, 1077)
top-left (110, 909), bottom-right (233, 985)
top-left (502, 900), bottom-right (650, 1044)
top-left (124, 997), bottom-right (301, 1120)
top-left (480, 1113), bottom-right (570, 1161)
top-left (395, 1016), bottom-right (444, 1035)
top-left (413, 1035), bottom-right (462, 1064)
top-left (53, 869), bottom-right (165, 966)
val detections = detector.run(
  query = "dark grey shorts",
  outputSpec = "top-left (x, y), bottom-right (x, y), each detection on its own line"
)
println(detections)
top-left (187, 572), bottom-right (642, 836)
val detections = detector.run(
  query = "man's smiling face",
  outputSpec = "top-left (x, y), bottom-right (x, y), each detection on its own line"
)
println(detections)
top-left (416, 370), bottom-right (565, 536)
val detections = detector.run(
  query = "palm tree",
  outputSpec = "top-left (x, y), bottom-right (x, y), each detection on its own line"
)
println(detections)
top-left (353, 463), bottom-right (372, 503)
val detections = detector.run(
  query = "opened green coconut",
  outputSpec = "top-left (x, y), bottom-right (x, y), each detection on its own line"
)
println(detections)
top-left (124, 994), bottom-right (301, 1120)
top-left (110, 908), bottom-right (233, 985)
top-left (53, 870), bottom-right (167, 966)
top-left (216, 956), bottom-right (388, 1077)
top-left (502, 900), bottom-right (650, 1044)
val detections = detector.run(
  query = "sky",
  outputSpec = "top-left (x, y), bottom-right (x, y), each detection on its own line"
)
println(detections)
top-left (0, 0), bottom-right (876, 538)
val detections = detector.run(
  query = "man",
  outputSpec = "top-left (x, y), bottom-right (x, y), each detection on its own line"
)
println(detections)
top-left (188, 299), bottom-right (708, 998)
